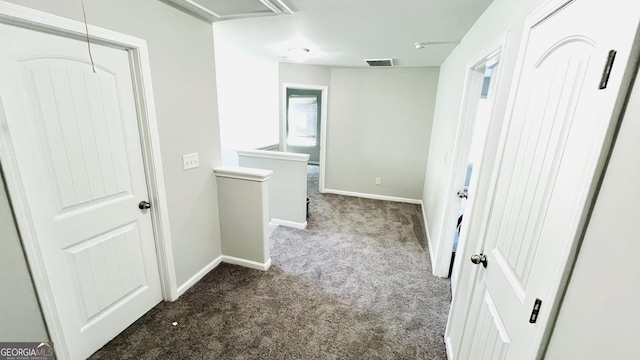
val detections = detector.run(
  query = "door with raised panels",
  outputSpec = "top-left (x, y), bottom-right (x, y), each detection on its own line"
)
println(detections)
top-left (448, 0), bottom-right (640, 359)
top-left (0, 23), bottom-right (162, 359)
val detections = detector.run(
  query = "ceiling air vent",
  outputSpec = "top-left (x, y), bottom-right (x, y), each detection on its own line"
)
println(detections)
top-left (364, 59), bottom-right (394, 67)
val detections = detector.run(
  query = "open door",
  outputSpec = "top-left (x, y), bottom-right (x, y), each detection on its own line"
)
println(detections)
top-left (446, 0), bottom-right (640, 359)
top-left (433, 38), bottom-right (506, 280)
top-left (450, 56), bottom-right (501, 291)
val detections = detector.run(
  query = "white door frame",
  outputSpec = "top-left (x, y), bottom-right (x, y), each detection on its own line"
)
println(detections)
top-left (281, 82), bottom-right (328, 192)
top-left (432, 32), bottom-right (509, 278)
top-left (0, 2), bottom-right (177, 358)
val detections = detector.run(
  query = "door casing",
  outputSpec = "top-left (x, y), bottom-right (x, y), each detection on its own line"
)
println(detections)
top-left (281, 83), bottom-right (328, 192)
top-left (285, 88), bottom-right (322, 163)
top-left (0, 2), bottom-right (177, 358)
top-left (432, 32), bottom-right (509, 278)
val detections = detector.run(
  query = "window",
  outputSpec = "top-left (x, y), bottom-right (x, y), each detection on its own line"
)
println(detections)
top-left (287, 95), bottom-right (318, 147)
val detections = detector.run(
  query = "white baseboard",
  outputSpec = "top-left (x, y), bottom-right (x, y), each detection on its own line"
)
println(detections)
top-left (174, 253), bottom-right (272, 298)
top-left (420, 201), bottom-right (436, 267)
top-left (269, 218), bottom-right (307, 229)
top-left (445, 337), bottom-right (453, 360)
top-left (222, 255), bottom-right (272, 271)
top-left (176, 255), bottom-right (223, 297)
top-left (323, 188), bottom-right (422, 204)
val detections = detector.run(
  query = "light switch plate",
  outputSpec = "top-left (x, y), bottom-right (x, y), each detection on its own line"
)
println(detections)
top-left (183, 153), bottom-right (199, 170)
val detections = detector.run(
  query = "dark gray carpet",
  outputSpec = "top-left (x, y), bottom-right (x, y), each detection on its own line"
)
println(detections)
top-left (89, 165), bottom-right (450, 359)
top-left (306, 166), bottom-right (429, 249)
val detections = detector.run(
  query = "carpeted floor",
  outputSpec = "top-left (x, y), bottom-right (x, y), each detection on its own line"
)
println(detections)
top-left (90, 165), bottom-right (451, 359)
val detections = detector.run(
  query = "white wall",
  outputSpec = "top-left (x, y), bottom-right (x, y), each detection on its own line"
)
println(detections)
top-left (544, 71), bottom-right (640, 360)
top-left (278, 63), bottom-right (441, 201)
top-left (214, 25), bottom-right (279, 165)
top-left (215, 168), bottom-right (271, 266)
top-left (0, 172), bottom-right (49, 341)
top-left (238, 151), bottom-right (309, 227)
top-left (327, 67), bottom-right (439, 200)
top-left (422, 0), bottom-right (547, 269)
top-left (279, 63), bottom-right (333, 87)
top-left (6, 0), bottom-right (223, 288)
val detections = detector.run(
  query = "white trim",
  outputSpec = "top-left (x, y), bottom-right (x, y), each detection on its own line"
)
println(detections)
top-left (236, 149), bottom-right (310, 162)
top-left (432, 32), bottom-right (509, 278)
top-left (176, 256), bottom-right (223, 297)
top-left (269, 218), bottom-right (307, 229)
top-left (420, 202), bottom-right (436, 267)
top-left (256, 143), bottom-right (280, 151)
top-left (170, 250), bottom-right (277, 296)
top-left (165, 0), bottom-right (220, 21)
top-left (323, 188), bottom-right (422, 204)
top-left (259, 0), bottom-right (293, 15)
top-left (445, 337), bottom-right (453, 360)
top-left (128, 20), bottom-right (178, 304)
top-left (0, 3), bottom-right (177, 358)
top-left (221, 255), bottom-right (272, 271)
top-left (165, 0), bottom-right (292, 22)
top-left (213, 166), bottom-right (273, 182)
top-left (282, 83), bottom-right (328, 193)
top-left (529, 0), bottom-right (575, 28)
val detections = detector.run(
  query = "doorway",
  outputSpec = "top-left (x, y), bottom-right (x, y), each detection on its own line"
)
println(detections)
top-left (432, 36), bottom-right (506, 281)
top-left (282, 83), bottom-right (328, 193)
top-left (286, 88), bottom-right (322, 164)
top-left (449, 56), bottom-right (501, 290)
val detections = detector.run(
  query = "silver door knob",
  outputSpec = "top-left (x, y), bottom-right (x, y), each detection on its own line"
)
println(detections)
top-left (138, 201), bottom-right (151, 210)
top-left (470, 254), bottom-right (487, 268)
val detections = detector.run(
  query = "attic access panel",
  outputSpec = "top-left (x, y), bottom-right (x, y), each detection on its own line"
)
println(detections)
top-left (167, 0), bottom-right (292, 21)
top-left (195, 0), bottom-right (271, 15)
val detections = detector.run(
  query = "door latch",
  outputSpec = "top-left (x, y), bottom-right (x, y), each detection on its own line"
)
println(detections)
top-left (529, 298), bottom-right (542, 323)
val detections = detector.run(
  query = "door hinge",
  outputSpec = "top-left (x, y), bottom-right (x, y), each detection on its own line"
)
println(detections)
top-left (529, 298), bottom-right (543, 324)
top-left (599, 50), bottom-right (617, 90)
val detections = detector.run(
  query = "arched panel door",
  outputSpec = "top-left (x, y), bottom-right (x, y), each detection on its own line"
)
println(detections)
top-left (448, 0), bottom-right (640, 359)
top-left (0, 23), bottom-right (162, 359)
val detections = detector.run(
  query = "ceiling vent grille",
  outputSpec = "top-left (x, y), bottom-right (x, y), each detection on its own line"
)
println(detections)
top-left (364, 59), bottom-right (394, 67)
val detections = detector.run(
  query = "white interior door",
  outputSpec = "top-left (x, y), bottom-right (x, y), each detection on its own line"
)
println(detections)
top-left (451, 56), bottom-right (501, 290)
top-left (0, 23), bottom-right (162, 359)
top-left (448, 0), bottom-right (640, 359)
